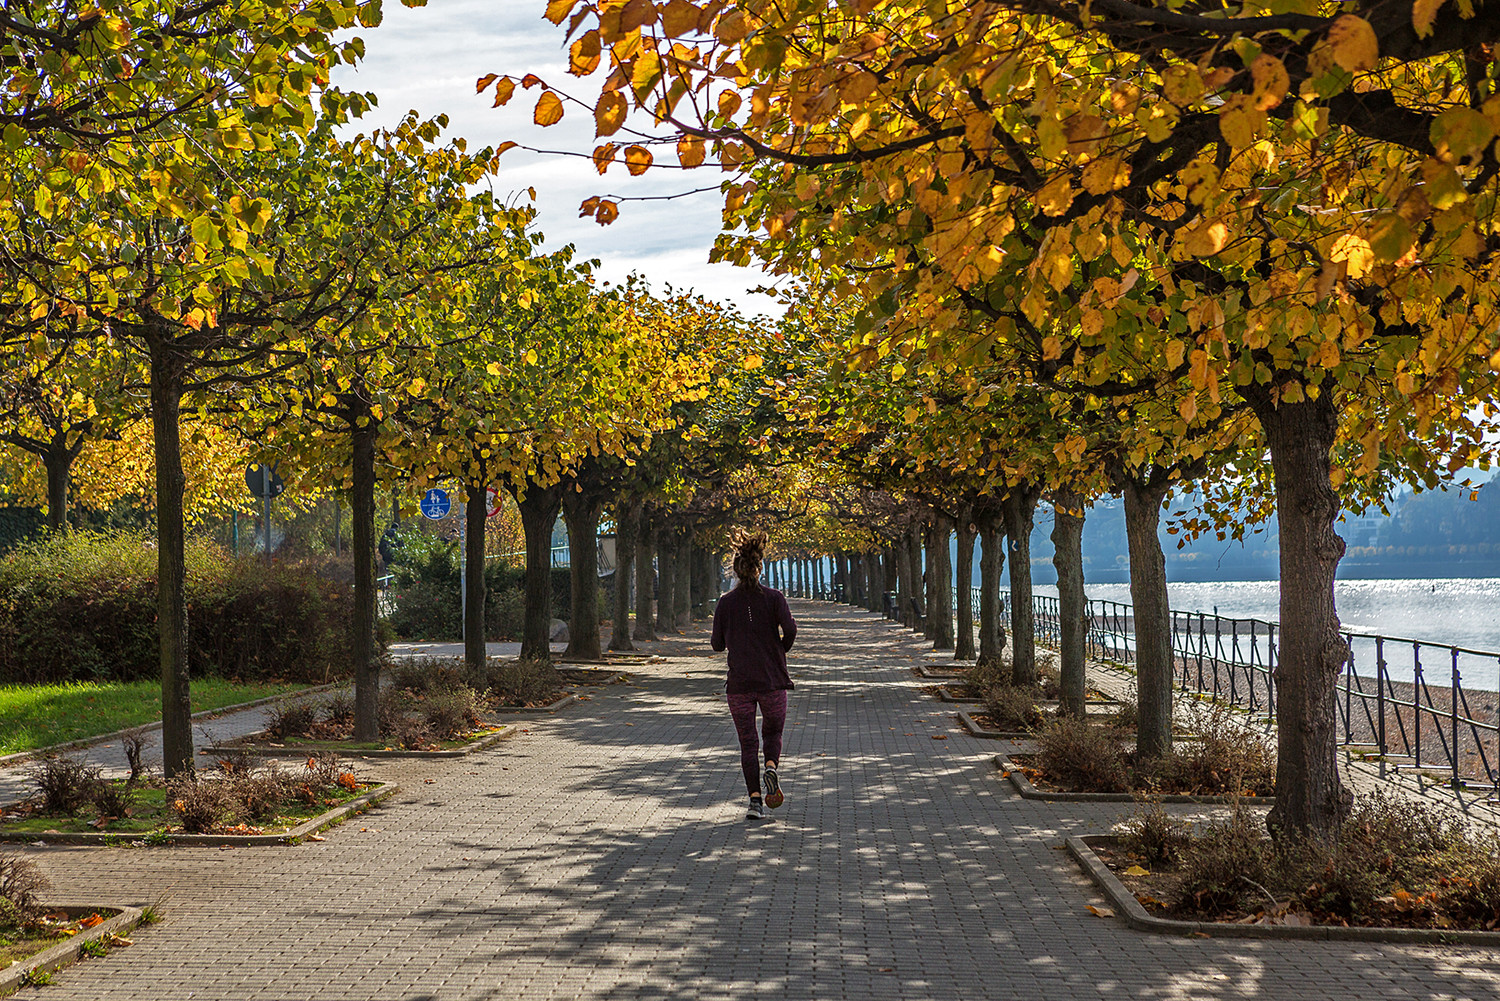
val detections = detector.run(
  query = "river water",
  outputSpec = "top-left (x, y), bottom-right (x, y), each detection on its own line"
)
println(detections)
top-left (1051, 577), bottom-right (1500, 653)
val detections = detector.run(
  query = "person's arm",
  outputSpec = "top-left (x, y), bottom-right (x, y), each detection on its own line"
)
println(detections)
top-left (711, 595), bottom-right (727, 652)
top-left (777, 591), bottom-right (797, 652)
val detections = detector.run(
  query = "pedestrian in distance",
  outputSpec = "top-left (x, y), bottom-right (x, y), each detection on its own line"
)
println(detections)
top-left (711, 531), bottom-right (797, 821)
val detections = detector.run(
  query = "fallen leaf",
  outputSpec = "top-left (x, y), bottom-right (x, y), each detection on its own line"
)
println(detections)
top-left (932, 735), bottom-right (949, 740)
top-left (79, 913), bottom-right (105, 929)
top-left (307, 834), bottom-right (326, 842)
top-left (424, 779), bottom-right (436, 784)
top-left (1087, 905), bottom-right (1115, 918)
top-left (105, 935), bottom-right (133, 947)
top-left (1122, 864), bottom-right (1151, 877)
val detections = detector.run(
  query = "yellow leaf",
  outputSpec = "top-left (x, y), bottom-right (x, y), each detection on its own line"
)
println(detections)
top-left (1036, 175), bottom-right (1074, 217)
top-left (1041, 336), bottom-right (1063, 361)
top-left (534, 91), bottom-right (564, 126)
top-left (491, 77), bottom-right (515, 107)
top-left (662, 0), bottom-right (701, 36)
top-left (595, 91), bottom-right (628, 136)
top-left (1179, 394), bottom-right (1198, 422)
top-left (1250, 55), bottom-right (1289, 111)
top-left (677, 134), bottom-right (705, 167)
top-left (1185, 220), bottom-right (1229, 257)
top-left (407, 378), bottom-right (428, 396)
top-left (592, 143), bottom-right (617, 174)
top-left (544, 0), bottom-right (578, 25)
top-left (569, 31), bottom-right (601, 75)
top-left (743, 354), bottom-right (763, 371)
top-left (486, 362), bottom-right (503, 376)
top-left (1166, 340), bottom-right (1186, 369)
top-left (1329, 233), bottom-right (1374, 279)
top-left (717, 90), bottom-right (742, 117)
top-left (594, 199), bottom-right (619, 225)
top-left (1218, 94), bottom-right (1264, 148)
top-left (475, 73), bottom-right (498, 94)
top-left (1324, 15), bottom-right (1379, 73)
top-left (1122, 865), bottom-right (1150, 877)
top-left (524, 349), bottom-right (539, 365)
top-left (1080, 308), bottom-right (1104, 337)
top-left (624, 144), bottom-right (653, 175)
top-left (1412, 0), bottom-right (1446, 38)
top-left (1081, 156), bottom-right (1130, 195)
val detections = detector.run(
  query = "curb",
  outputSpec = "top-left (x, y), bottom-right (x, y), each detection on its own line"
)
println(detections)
top-left (0, 903), bottom-right (145, 996)
top-left (203, 726), bottom-right (516, 760)
top-left (995, 756), bottom-right (1275, 805)
top-left (915, 665), bottom-right (967, 680)
top-left (0, 680), bottom-right (349, 769)
top-left (489, 693), bottom-right (577, 714)
top-left (958, 711), bottom-right (1034, 740)
top-left (937, 686), bottom-right (982, 704)
top-left (1067, 834), bottom-right (1500, 944)
top-left (0, 784), bottom-right (398, 848)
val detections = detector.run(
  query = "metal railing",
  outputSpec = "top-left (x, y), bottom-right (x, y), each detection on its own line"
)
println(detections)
top-left (982, 588), bottom-right (1500, 791)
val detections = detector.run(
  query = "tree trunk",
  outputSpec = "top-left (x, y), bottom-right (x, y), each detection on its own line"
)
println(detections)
top-left (148, 337), bottom-right (193, 778)
top-left (922, 522), bottom-right (939, 641)
top-left (656, 525), bottom-right (677, 633)
top-left (694, 545), bottom-right (715, 618)
top-left (933, 515), bottom-right (955, 650)
top-left (517, 484), bottom-right (562, 660)
top-left (1003, 485), bottom-right (1039, 687)
top-left (1052, 490), bottom-right (1087, 719)
top-left (1251, 386), bottom-right (1351, 839)
top-left (563, 494), bottom-right (602, 660)
top-left (350, 417), bottom-right (379, 741)
top-left (674, 532), bottom-right (692, 629)
top-left (867, 552), bottom-right (884, 613)
top-left (835, 551), bottom-right (848, 602)
top-left (895, 538), bottom-right (912, 626)
top-left (610, 502), bottom-right (637, 651)
top-left (633, 509), bottom-right (657, 641)
top-left (909, 527), bottom-right (926, 632)
top-left (883, 548), bottom-right (898, 617)
top-left (977, 513), bottom-right (1006, 666)
top-left (464, 480), bottom-right (488, 670)
top-left (1123, 477), bottom-right (1174, 760)
top-left (43, 443), bottom-right (71, 533)
top-left (955, 507), bottom-right (976, 661)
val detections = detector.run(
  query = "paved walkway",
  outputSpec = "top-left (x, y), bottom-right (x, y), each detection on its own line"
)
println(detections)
top-left (10, 601), bottom-right (1500, 999)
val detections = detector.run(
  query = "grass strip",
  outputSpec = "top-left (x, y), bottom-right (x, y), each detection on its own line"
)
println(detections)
top-left (0, 679), bottom-right (310, 755)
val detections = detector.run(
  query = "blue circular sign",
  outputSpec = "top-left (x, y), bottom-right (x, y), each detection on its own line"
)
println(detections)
top-left (420, 488), bottom-right (451, 520)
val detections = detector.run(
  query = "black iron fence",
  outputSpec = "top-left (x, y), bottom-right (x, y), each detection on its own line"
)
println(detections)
top-left (980, 588), bottom-right (1500, 791)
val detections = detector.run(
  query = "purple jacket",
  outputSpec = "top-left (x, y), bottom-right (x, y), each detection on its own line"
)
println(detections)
top-left (711, 585), bottom-right (797, 694)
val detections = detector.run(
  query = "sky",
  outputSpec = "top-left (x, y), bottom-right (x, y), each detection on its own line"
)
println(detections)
top-left (330, 0), bottom-right (782, 317)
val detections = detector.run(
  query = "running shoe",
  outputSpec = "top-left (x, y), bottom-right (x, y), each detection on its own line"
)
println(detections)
top-left (762, 766), bottom-right (783, 809)
top-left (746, 796), bottom-right (767, 820)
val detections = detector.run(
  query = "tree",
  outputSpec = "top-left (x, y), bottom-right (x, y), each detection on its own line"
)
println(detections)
top-left (512, 0), bottom-right (1500, 838)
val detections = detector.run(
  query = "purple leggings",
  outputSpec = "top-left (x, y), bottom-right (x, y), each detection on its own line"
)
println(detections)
top-left (726, 690), bottom-right (787, 795)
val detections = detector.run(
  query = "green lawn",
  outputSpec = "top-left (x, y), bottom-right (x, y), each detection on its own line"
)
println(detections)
top-left (0, 679), bottom-right (311, 756)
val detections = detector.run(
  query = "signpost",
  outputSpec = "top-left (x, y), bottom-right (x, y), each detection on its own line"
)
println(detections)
top-left (245, 464), bottom-right (285, 565)
top-left (420, 488), bottom-right (450, 521)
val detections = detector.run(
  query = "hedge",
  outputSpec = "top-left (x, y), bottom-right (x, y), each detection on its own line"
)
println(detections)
top-left (0, 531), bottom-right (355, 685)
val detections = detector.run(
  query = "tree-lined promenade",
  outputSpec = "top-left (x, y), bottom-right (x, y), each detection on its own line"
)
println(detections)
top-left (2, 0), bottom-right (1498, 858)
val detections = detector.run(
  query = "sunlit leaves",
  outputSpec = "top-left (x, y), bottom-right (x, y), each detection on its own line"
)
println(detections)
top-left (534, 91), bottom-right (565, 126)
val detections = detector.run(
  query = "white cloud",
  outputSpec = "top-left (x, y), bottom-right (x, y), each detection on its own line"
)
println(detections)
top-left (331, 0), bottom-right (781, 316)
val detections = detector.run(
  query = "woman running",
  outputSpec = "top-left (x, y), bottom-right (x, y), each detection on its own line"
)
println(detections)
top-left (711, 532), bottom-right (797, 820)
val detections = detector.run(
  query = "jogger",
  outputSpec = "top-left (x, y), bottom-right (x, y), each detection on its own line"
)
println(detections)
top-left (711, 532), bottom-right (797, 819)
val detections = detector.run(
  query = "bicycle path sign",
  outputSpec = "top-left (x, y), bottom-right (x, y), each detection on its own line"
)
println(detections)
top-left (420, 488), bottom-right (451, 520)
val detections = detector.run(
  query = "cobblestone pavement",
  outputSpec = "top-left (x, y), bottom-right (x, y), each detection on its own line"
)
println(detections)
top-left (12, 601), bottom-right (1500, 1000)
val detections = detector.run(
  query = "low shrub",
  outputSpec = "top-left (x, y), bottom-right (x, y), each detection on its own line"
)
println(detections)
top-left (322, 693), bottom-right (355, 725)
top-left (0, 851), bottom-right (48, 925)
top-left (378, 689), bottom-right (435, 750)
top-left (265, 700), bottom-right (320, 740)
top-left (90, 778), bottom-right (136, 820)
top-left (983, 684), bottom-right (1045, 732)
top-left (487, 658), bottom-right (563, 706)
top-left (0, 531), bottom-right (357, 685)
top-left (1116, 797), bottom-right (1192, 867)
top-left (1032, 717), bottom-right (1128, 793)
top-left (26, 755), bottom-right (101, 815)
top-left (230, 761), bottom-right (289, 821)
top-left (121, 729), bottom-right (152, 783)
top-left (167, 777), bottom-right (241, 834)
top-left (421, 684), bottom-right (483, 739)
top-left (1173, 809), bottom-right (1273, 915)
top-left (390, 657), bottom-right (463, 693)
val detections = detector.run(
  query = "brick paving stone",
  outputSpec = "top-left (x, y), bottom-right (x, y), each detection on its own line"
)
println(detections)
top-left (4, 600), bottom-right (1500, 999)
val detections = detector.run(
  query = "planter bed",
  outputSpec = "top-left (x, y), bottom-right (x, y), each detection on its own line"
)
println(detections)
top-left (555, 668), bottom-right (629, 686)
top-left (203, 725), bottom-right (514, 759)
top-left (1069, 834), bottom-right (1500, 943)
top-left (958, 708), bottom-right (1138, 740)
top-left (915, 665), bottom-right (967, 680)
top-left (938, 684), bottom-right (983, 703)
top-left (995, 755), bottom-right (1273, 805)
top-left (0, 904), bottom-right (146, 995)
top-left (0, 783), bottom-right (396, 847)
